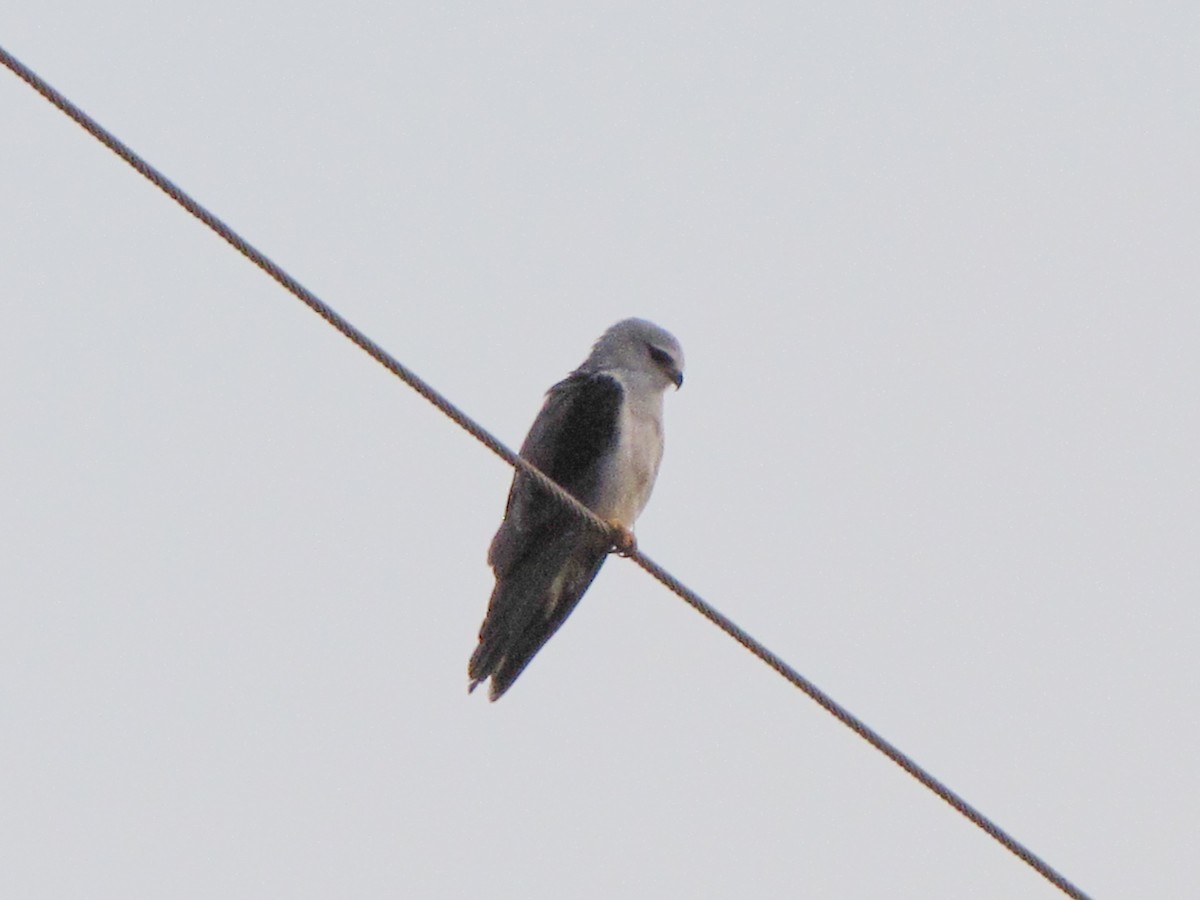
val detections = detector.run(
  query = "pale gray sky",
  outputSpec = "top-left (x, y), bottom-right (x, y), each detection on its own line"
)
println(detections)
top-left (3, 4), bottom-right (1197, 898)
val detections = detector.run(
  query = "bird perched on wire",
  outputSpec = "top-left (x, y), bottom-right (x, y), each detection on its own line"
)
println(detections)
top-left (468, 318), bottom-right (685, 700)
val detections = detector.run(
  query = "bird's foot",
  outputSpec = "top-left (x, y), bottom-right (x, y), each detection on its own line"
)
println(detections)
top-left (607, 519), bottom-right (637, 557)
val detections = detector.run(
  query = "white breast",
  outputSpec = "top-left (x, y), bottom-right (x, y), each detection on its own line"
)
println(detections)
top-left (592, 389), bottom-right (665, 527)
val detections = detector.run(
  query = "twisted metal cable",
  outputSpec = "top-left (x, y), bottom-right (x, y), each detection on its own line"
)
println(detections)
top-left (2, 44), bottom-right (1091, 900)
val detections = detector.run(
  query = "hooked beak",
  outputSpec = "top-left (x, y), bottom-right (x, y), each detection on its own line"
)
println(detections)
top-left (671, 369), bottom-right (684, 389)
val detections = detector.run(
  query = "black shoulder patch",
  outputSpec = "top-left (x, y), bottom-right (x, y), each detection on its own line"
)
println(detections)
top-left (544, 373), bottom-right (623, 502)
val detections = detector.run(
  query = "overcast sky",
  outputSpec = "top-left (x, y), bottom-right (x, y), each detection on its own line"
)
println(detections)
top-left (3, 4), bottom-right (1197, 898)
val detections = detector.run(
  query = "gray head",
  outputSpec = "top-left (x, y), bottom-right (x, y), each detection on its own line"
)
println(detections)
top-left (579, 318), bottom-right (684, 391)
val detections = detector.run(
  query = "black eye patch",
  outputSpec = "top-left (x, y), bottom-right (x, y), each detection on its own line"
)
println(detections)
top-left (648, 345), bottom-right (672, 367)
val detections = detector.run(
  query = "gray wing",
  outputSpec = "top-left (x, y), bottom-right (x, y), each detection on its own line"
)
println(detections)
top-left (469, 372), bottom-right (624, 700)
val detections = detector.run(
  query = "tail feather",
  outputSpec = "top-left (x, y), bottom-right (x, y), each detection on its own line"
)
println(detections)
top-left (467, 543), bottom-right (608, 700)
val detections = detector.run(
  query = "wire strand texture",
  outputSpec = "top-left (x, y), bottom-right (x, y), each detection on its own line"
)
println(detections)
top-left (2, 44), bottom-right (1091, 900)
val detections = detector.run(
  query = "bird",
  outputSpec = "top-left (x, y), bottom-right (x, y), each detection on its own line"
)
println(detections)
top-left (468, 318), bottom-right (685, 700)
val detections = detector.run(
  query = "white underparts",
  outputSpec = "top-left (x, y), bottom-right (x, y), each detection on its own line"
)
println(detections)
top-left (592, 377), bottom-right (665, 527)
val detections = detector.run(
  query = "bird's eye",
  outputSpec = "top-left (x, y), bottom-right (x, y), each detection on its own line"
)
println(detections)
top-left (648, 345), bottom-right (672, 368)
